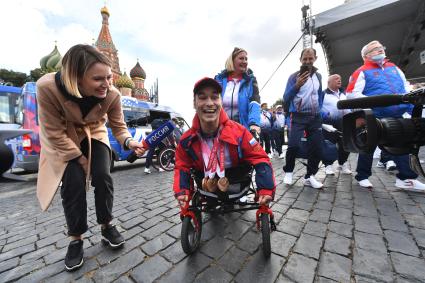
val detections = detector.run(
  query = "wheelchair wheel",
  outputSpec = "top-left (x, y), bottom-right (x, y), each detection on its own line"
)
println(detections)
top-left (151, 149), bottom-right (160, 171)
top-left (159, 147), bottom-right (176, 171)
top-left (261, 213), bottom-right (271, 257)
top-left (181, 211), bottom-right (202, 254)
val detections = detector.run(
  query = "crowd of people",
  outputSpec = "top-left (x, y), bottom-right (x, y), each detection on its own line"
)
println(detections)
top-left (281, 41), bottom-right (425, 192)
top-left (35, 41), bottom-right (425, 272)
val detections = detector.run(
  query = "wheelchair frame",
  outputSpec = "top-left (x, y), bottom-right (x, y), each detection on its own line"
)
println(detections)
top-left (178, 165), bottom-right (276, 257)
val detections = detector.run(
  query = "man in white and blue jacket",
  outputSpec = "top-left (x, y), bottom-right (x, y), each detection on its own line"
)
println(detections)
top-left (260, 103), bottom-right (273, 158)
top-left (346, 40), bottom-right (424, 191)
top-left (282, 48), bottom-right (325, 189)
top-left (321, 74), bottom-right (352, 175)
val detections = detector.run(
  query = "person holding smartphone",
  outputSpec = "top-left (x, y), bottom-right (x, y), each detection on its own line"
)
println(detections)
top-left (282, 48), bottom-right (325, 189)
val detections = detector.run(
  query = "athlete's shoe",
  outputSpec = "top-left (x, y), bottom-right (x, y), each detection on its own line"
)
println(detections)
top-left (304, 176), bottom-right (323, 189)
top-left (284, 172), bottom-right (293, 185)
top-left (395, 178), bottom-right (425, 192)
top-left (358, 179), bottom-right (373, 188)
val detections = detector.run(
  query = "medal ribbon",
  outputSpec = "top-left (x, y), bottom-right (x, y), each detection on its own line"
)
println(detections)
top-left (199, 132), bottom-right (225, 178)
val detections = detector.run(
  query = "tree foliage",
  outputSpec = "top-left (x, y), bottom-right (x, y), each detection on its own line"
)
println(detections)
top-left (272, 98), bottom-right (283, 108)
top-left (0, 68), bottom-right (46, 86)
top-left (29, 68), bottom-right (45, 82)
top-left (0, 69), bottom-right (27, 86)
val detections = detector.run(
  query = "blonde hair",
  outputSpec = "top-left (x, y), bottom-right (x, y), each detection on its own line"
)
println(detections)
top-left (225, 47), bottom-right (247, 72)
top-left (61, 44), bottom-right (111, 98)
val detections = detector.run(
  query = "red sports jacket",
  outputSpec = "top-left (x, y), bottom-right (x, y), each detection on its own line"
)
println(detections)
top-left (173, 109), bottom-right (276, 198)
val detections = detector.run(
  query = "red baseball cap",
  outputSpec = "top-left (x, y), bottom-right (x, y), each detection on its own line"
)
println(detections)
top-left (193, 77), bottom-right (222, 95)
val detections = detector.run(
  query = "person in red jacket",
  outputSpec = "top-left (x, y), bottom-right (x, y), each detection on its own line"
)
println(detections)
top-left (173, 77), bottom-right (275, 206)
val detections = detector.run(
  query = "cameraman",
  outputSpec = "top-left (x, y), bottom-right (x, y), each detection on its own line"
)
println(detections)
top-left (346, 40), bottom-right (425, 191)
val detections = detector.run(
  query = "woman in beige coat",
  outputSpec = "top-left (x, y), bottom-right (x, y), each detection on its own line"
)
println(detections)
top-left (36, 44), bottom-right (145, 271)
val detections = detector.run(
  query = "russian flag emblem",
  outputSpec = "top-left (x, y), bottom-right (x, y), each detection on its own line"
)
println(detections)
top-left (249, 137), bottom-right (258, 146)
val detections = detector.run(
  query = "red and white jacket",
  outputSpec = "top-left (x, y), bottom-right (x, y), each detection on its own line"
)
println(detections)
top-left (173, 109), bottom-right (276, 198)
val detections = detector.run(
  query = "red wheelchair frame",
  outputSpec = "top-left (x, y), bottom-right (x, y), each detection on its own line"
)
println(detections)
top-left (178, 164), bottom-right (276, 257)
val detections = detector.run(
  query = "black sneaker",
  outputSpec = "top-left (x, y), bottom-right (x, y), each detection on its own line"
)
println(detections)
top-left (65, 239), bottom-right (84, 271)
top-left (101, 225), bottom-right (125, 248)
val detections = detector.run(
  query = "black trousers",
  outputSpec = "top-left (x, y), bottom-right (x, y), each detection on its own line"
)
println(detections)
top-left (322, 121), bottom-right (350, 166)
top-left (284, 113), bottom-right (323, 178)
top-left (272, 128), bottom-right (285, 155)
top-left (260, 128), bottom-right (272, 154)
top-left (61, 139), bottom-right (114, 236)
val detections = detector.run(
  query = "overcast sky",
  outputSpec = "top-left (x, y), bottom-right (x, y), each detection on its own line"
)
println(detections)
top-left (0, 0), bottom-right (345, 121)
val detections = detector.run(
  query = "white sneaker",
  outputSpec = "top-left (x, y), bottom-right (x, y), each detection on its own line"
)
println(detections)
top-left (158, 168), bottom-right (165, 172)
top-left (358, 179), bottom-right (373, 188)
top-left (376, 161), bottom-right (385, 168)
top-left (268, 153), bottom-right (273, 159)
top-left (279, 153), bottom-right (285, 159)
top-left (373, 148), bottom-right (381, 159)
top-left (395, 178), bottom-right (425, 192)
top-left (304, 176), bottom-right (323, 189)
top-left (386, 160), bottom-right (397, 171)
top-left (341, 162), bottom-right (352, 174)
top-left (144, 168), bottom-right (151, 174)
top-left (325, 165), bottom-right (335, 175)
top-left (239, 196), bottom-right (248, 203)
top-left (284, 172), bottom-right (293, 185)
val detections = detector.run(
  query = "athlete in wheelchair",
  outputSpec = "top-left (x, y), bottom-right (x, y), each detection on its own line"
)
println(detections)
top-left (173, 78), bottom-right (277, 256)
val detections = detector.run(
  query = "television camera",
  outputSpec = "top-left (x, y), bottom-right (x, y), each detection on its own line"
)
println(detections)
top-left (337, 87), bottom-right (425, 177)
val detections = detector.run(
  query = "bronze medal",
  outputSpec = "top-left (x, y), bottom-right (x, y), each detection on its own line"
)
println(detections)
top-left (217, 177), bottom-right (229, 192)
top-left (207, 177), bottom-right (218, 192)
top-left (202, 177), bottom-right (209, 191)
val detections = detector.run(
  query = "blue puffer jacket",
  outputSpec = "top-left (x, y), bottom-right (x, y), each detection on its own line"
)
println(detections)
top-left (346, 60), bottom-right (412, 118)
top-left (215, 69), bottom-right (261, 129)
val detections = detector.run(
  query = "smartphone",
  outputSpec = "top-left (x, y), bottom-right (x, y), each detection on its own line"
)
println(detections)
top-left (299, 65), bottom-right (311, 75)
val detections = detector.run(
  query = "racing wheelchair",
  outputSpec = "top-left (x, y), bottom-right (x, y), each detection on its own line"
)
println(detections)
top-left (179, 164), bottom-right (276, 257)
top-left (149, 134), bottom-right (177, 172)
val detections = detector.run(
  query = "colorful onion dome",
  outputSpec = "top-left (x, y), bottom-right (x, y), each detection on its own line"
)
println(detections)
top-left (40, 44), bottom-right (62, 71)
top-left (115, 72), bottom-right (135, 89)
top-left (130, 60), bottom-right (146, 79)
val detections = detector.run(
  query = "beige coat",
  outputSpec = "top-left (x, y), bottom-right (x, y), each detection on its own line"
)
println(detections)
top-left (36, 73), bottom-right (131, 211)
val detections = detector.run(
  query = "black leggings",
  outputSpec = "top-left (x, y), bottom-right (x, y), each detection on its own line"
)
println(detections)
top-left (61, 139), bottom-right (114, 236)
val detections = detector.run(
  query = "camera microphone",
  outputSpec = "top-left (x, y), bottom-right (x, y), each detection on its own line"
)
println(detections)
top-left (337, 95), bottom-right (403, 109)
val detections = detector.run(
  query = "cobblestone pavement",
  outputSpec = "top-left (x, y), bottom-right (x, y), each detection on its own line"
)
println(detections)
top-left (1, 156), bottom-right (425, 283)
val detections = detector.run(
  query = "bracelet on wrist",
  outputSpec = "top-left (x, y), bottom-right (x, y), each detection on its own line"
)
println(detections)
top-left (125, 138), bottom-right (134, 148)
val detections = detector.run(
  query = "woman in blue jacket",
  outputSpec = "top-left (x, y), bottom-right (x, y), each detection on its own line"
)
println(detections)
top-left (215, 47), bottom-right (261, 134)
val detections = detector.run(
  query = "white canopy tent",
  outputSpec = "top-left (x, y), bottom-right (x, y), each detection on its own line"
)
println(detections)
top-left (313, 0), bottom-right (425, 86)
